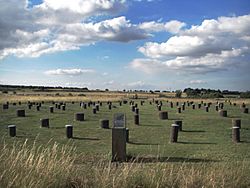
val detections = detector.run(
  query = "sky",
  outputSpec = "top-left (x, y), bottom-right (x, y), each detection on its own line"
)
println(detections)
top-left (0, 0), bottom-right (250, 91)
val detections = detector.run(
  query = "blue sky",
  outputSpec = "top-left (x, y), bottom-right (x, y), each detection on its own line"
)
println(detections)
top-left (0, 0), bottom-right (250, 91)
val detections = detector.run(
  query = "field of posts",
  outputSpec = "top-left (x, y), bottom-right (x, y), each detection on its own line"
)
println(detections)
top-left (0, 90), bottom-right (250, 187)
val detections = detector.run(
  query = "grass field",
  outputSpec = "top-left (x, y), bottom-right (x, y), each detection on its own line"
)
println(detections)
top-left (0, 93), bottom-right (250, 187)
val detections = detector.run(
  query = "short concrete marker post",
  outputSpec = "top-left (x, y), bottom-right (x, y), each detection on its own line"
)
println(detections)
top-left (134, 114), bottom-right (139, 125)
top-left (8, 125), bottom-right (16, 137)
top-left (174, 120), bottom-right (182, 131)
top-left (65, 125), bottom-right (73, 138)
top-left (159, 111), bottom-right (168, 120)
top-left (219, 110), bottom-right (227, 117)
top-left (40, 118), bottom-right (49, 128)
top-left (232, 126), bottom-right (240, 143)
top-left (16, 109), bottom-right (25, 117)
top-left (100, 119), bottom-right (109, 129)
top-left (50, 106), bottom-right (54, 113)
top-left (75, 113), bottom-right (85, 121)
top-left (170, 124), bottom-right (179, 143)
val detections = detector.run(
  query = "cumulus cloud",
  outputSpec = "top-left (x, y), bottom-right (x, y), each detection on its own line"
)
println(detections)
top-left (131, 14), bottom-right (250, 74)
top-left (139, 20), bottom-right (186, 34)
top-left (189, 80), bottom-right (207, 84)
top-left (0, 0), bottom-right (188, 59)
top-left (44, 68), bottom-right (95, 75)
top-left (104, 80), bottom-right (115, 85)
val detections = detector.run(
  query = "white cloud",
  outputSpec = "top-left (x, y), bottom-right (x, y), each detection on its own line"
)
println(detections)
top-left (132, 14), bottom-right (250, 74)
top-left (104, 80), bottom-right (114, 85)
top-left (102, 72), bottom-right (109, 76)
top-left (0, 0), bottom-right (188, 59)
top-left (138, 20), bottom-right (186, 34)
top-left (189, 80), bottom-right (207, 84)
top-left (44, 68), bottom-right (95, 76)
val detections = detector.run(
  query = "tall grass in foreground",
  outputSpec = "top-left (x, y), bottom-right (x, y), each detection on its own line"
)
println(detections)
top-left (0, 140), bottom-right (76, 188)
top-left (1, 140), bottom-right (250, 188)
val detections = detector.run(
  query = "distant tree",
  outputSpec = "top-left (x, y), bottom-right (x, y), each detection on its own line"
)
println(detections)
top-left (175, 90), bottom-right (182, 98)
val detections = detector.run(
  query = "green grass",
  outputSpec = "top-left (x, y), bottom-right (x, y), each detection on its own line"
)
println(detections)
top-left (0, 99), bottom-right (250, 187)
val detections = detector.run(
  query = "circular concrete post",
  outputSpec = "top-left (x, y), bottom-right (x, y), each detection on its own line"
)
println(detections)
top-left (40, 118), bottom-right (49, 128)
top-left (232, 126), bottom-right (240, 143)
top-left (174, 120), bottom-right (182, 131)
top-left (75, 113), bottom-right (84, 121)
top-left (50, 106), bottom-right (54, 113)
top-left (170, 124), bottom-right (179, 143)
top-left (65, 125), bottom-right (73, 138)
top-left (16, 109), bottom-right (25, 117)
top-left (100, 119), bottom-right (109, 129)
top-left (8, 125), bottom-right (16, 137)
top-left (159, 111), bottom-right (168, 120)
top-left (134, 114), bottom-right (139, 125)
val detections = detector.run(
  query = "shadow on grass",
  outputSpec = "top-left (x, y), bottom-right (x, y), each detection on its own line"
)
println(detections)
top-left (128, 141), bottom-right (160, 146)
top-left (127, 155), bottom-right (218, 163)
top-left (50, 127), bottom-right (65, 129)
top-left (182, 130), bottom-right (206, 133)
top-left (228, 115), bottom-right (241, 118)
top-left (178, 141), bottom-right (217, 145)
top-left (240, 141), bottom-right (250, 143)
top-left (141, 124), bottom-right (162, 127)
top-left (73, 136), bottom-right (100, 141)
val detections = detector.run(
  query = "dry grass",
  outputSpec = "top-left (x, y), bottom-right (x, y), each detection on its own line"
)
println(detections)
top-left (0, 139), bottom-right (249, 188)
top-left (0, 139), bottom-right (76, 188)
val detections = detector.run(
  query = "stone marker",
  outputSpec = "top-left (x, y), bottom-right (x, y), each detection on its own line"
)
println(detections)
top-left (232, 119), bottom-right (241, 129)
top-left (112, 127), bottom-right (126, 162)
top-left (198, 103), bottom-right (201, 109)
top-left (3, 104), bottom-right (8, 110)
top-left (28, 104), bottom-right (32, 109)
top-left (232, 126), bottom-right (240, 143)
top-left (135, 108), bottom-right (139, 115)
top-left (134, 114), bottom-right (139, 125)
top-left (219, 110), bottom-right (227, 117)
top-left (170, 102), bottom-right (173, 108)
top-left (241, 103), bottom-right (246, 108)
top-left (75, 113), bottom-right (85, 121)
top-left (65, 125), bottom-right (73, 138)
top-left (113, 113), bottom-right (126, 128)
top-left (40, 118), bottom-right (49, 128)
top-left (177, 107), bottom-right (181, 113)
top-left (50, 106), bottom-right (54, 113)
top-left (215, 105), bottom-right (219, 111)
top-left (170, 124), bottom-right (179, 143)
top-left (16, 109), bottom-right (25, 117)
top-left (174, 120), bottom-right (182, 131)
top-left (100, 119), bottom-right (109, 129)
top-left (159, 111), bottom-right (168, 120)
top-left (62, 105), bottom-right (66, 111)
top-left (205, 106), bottom-right (209, 112)
top-left (182, 104), bottom-right (185, 111)
top-left (157, 105), bottom-right (162, 111)
top-left (8, 125), bottom-right (16, 137)
top-left (96, 105), bottom-right (99, 111)
top-left (242, 108), bottom-right (248, 114)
